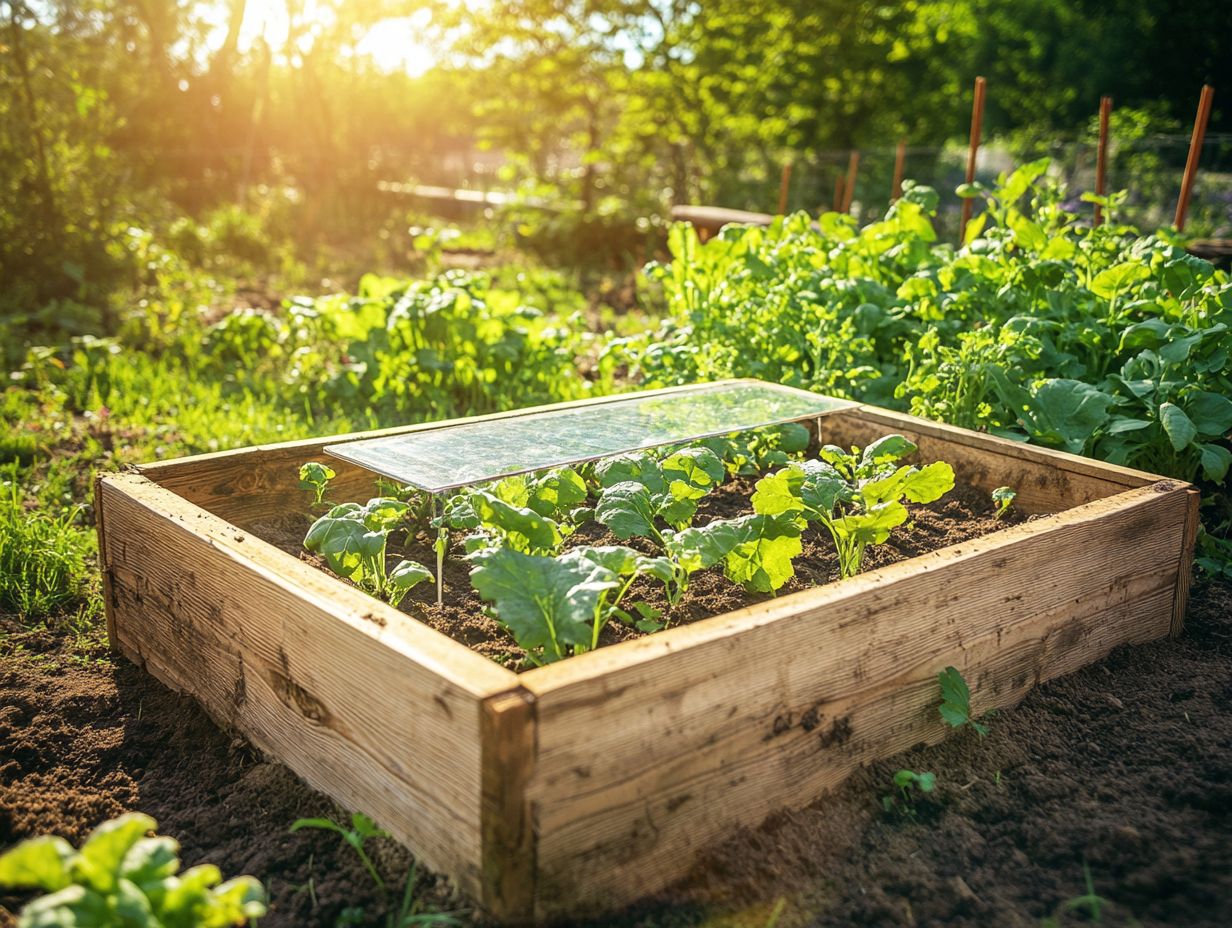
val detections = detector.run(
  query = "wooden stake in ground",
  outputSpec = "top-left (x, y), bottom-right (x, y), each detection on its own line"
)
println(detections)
top-left (1175, 84), bottom-right (1215, 232)
top-left (832, 173), bottom-right (845, 212)
top-left (1094, 96), bottom-right (1112, 226)
top-left (777, 162), bottom-right (793, 215)
top-left (892, 138), bottom-right (907, 201)
top-left (841, 150), bottom-right (861, 215)
top-left (959, 76), bottom-right (987, 242)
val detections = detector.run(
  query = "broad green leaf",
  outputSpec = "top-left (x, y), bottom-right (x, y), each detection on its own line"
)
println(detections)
top-left (73, 813), bottom-right (155, 894)
top-left (209, 876), bottom-right (269, 924)
top-left (1184, 391), bottom-right (1232, 437)
top-left (1199, 443), bottom-right (1232, 482)
top-left (526, 468), bottom-right (587, 517)
top-left (1159, 402), bottom-right (1197, 452)
top-left (664, 524), bottom-right (739, 574)
top-left (660, 447), bottom-right (725, 499)
top-left (720, 514), bottom-right (804, 593)
top-left (595, 481), bottom-right (657, 540)
top-left (304, 508), bottom-right (371, 579)
top-left (750, 467), bottom-right (805, 517)
top-left (595, 454), bottom-right (665, 494)
top-left (13, 884), bottom-right (112, 928)
top-left (860, 434), bottom-right (917, 468)
top-left (0, 835), bottom-right (75, 892)
top-left (832, 501), bottom-right (907, 546)
top-left (564, 545), bottom-right (642, 577)
top-left (360, 498), bottom-right (409, 532)
top-left (469, 547), bottom-right (617, 656)
top-left (798, 460), bottom-right (849, 514)
top-left (387, 561), bottom-right (434, 605)
top-left (473, 492), bottom-right (562, 553)
top-left (1090, 261), bottom-right (1150, 299)
top-left (120, 837), bottom-right (180, 887)
top-left (899, 461), bottom-right (955, 504)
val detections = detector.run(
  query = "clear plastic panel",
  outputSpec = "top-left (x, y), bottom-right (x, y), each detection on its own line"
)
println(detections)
top-left (324, 381), bottom-right (854, 492)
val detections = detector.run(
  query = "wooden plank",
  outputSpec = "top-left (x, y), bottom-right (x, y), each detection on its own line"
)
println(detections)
top-left (826, 406), bottom-right (1154, 514)
top-left (1172, 486), bottom-right (1201, 635)
top-left (98, 473), bottom-right (516, 899)
top-left (480, 688), bottom-right (537, 920)
top-left (520, 484), bottom-right (1190, 917)
top-left (93, 472), bottom-right (118, 647)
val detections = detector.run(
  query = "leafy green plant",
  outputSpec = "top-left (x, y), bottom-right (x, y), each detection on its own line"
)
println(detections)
top-left (665, 512), bottom-right (804, 595)
top-left (634, 165), bottom-right (1232, 574)
top-left (290, 814), bottom-right (459, 927)
top-left (991, 486), bottom-right (1017, 519)
top-left (594, 447), bottom-right (727, 542)
top-left (298, 462), bottom-right (336, 507)
top-left (881, 769), bottom-right (937, 815)
top-left (304, 499), bottom-right (433, 606)
top-left (938, 665), bottom-right (988, 737)
top-left (752, 434), bottom-right (954, 579)
top-left (467, 544), bottom-right (671, 664)
top-left (0, 812), bottom-right (266, 927)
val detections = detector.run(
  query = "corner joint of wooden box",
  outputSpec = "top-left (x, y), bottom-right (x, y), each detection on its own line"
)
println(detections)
top-left (1171, 485), bottom-right (1202, 638)
top-left (480, 685), bottom-right (537, 923)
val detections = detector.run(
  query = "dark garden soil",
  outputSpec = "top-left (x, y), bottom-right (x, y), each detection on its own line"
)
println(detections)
top-left (2, 578), bottom-right (1230, 927)
top-left (253, 480), bottom-right (1031, 669)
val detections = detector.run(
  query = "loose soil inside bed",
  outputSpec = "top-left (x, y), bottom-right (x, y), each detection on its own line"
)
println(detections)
top-left (251, 479), bottom-right (1033, 669)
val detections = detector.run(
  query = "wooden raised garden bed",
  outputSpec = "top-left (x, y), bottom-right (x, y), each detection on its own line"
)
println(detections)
top-left (95, 382), bottom-right (1199, 922)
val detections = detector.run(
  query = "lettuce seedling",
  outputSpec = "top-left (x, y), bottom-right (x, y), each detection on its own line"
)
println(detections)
top-left (439, 489), bottom-right (564, 555)
top-left (938, 665), bottom-right (988, 736)
top-left (304, 498), bottom-right (434, 606)
top-left (882, 769), bottom-right (937, 815)
top-left (991, 485), bottom-right (1017, 519)
top-left (594, 447), bottom-right (726, 542)
top-left (0, 812), bottom-right (266, 927)
top-left (468, 544), bottom-right (670, 663)
top-left (666, 512), bottom-right (804, 595)
top-left (299, 460), bottom-right (336, 506)
top-left (753, 434), bottom-right (954, 579)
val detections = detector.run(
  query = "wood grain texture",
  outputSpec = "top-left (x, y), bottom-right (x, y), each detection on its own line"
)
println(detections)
top-left (97, 473), bottom-right (516, 899)
top-left (520, 483), bottom-right (1191, 917)
top-left (1172, 486), bottom-right (1201, 636)
top-left (825, 406), bottom-right (1155, 514)
top-left (480, 688), bottom-right (537, 921)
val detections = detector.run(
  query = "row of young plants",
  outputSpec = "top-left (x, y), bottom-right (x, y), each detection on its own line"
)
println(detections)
top-left (617, 161), bottom-right (1232, 575)
top-left (299, 426), bottom-right (963, 666)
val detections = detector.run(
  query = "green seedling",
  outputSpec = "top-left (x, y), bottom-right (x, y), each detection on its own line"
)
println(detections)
top-left (0, 812), bottom-right (266, 927)
top-left (991, 485), bottom-right (1017, 519)
top-left (468, 544), bottom-right (672, 664)
top-left (291, 814), bottom-right (460, 927)
top-left (882, 769), bottom-right (937, 815)
top-left (299, 461), bottom-right (336, 506)
top-left (938, 665), bottom-right (989, 736)
top-left (304, 498), bottom-right (434, 606)
top-left (753, 434), bottom-right (955, 579)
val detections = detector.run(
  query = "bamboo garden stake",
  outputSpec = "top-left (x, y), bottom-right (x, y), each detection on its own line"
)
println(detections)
top-left (1175, 84), bottom-right (1215, 232)
top-left (1094, 96), bottom-right (1112, 226)
top-left (959, 76), bottom-right (987, 241)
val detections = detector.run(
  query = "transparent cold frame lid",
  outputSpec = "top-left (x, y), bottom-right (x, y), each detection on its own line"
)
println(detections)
top-left (324, 380), bottom-right (855, 493)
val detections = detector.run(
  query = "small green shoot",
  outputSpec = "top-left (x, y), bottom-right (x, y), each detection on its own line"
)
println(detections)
top-left (938, 665), bottom-right (988, 736)
top-left (292, 812), bottom-right (388, 890)
top-left (1062, 861), bottom-right (1108, 923)
top-left (882, 769), bottom-right (937, 815)
top-left (299, 461), bottom-right (336, 506)
top-left (290, 813), bottom-right (461, 927)
top-left (991, 485), bottom-right (1017, 519)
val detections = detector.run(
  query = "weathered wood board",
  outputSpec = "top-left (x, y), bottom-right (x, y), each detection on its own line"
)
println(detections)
top-left (96, 382), bottom-right (1198, 922)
